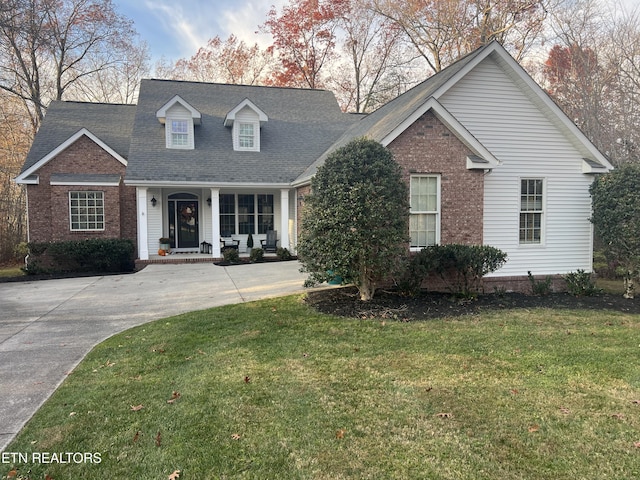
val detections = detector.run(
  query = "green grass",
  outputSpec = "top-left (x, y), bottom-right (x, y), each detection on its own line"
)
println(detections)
top-left (5, 295), bottom-right (640, 479)
top-left (0, 263), bottom-right (24, 278)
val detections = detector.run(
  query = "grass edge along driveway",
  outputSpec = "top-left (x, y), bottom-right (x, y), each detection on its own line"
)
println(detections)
top-left (4, 294), bottom-right (640, 480)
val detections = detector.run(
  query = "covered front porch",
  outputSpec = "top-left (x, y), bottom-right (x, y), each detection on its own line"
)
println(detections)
top-left (134, 186), bottom-right (296, 260)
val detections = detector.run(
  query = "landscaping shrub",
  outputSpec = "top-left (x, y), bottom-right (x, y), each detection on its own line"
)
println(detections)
top-left (528, 271), bottom-right (553, 296)
top-left (397, 244), bottom-right (507, 297)
top-left (250, 248), bottom-right (264, 263)
top-left (276, 247), bottom-right (292, 261)
top-left (394, 249), bottom-right (435, 296)
top-left (427, 244), bottom-right (507, 297)
top-left (222, 247), bottom-right (240, 264)
top-left (564, 269), bottom-right (600, 296)
top-left (25, 239), bottom-right (135, 275)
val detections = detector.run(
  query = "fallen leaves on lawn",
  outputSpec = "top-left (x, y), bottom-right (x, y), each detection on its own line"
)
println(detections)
top-left (244, 376), bottom-right (251, 383)
top-left (231, 433), bottom-right (242, 440)
top-left (634, 441), bottom-right (640, 448)
top-left (611, 413), bottom-right (625, 420)
top-left (435, 412), bottom-right (452, 418)
top-left (130, 404), bottom-right (144, 411)
top-left (156, 430), bottom-right (162, 447)
top-left (559, 406), bottom-right (571, 415)
top-left (167, 391), bottom-right (181, 404)
top-left (528, 424), bottom-right (540, 433)
top-left (133, 431), bottom-right (140, 443)
top-left (168, 470), bottom-right (180, 480)
top-left (336, 429), bottom-right (346, 439)
top-left (7, 469), bottom-right (17, 478)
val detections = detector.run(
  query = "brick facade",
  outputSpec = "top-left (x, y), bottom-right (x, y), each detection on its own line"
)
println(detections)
top-left (388, 110), bottom-right (484, 245)
top-left (26, 135), bottom-right (137, 245)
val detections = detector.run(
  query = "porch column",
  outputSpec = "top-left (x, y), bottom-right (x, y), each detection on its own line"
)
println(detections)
top-left (137, 187), bottom-right (149, 260)
top-left (210, 188), bottom-right (221, 258)
top-left (280, 189), bottom-right (290, 250)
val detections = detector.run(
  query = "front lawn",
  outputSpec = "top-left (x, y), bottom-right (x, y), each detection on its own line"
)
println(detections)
top-left (5, 295), bottom-right (640, 479)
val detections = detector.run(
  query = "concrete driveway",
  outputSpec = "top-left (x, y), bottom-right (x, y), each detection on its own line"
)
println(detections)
top-left (0, 261), bottom-right (309, 450)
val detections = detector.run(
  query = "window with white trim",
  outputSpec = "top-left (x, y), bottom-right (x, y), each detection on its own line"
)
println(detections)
top-left (69, 191), bottom-right (104, 231)
top-left (234, 121), bottom-right (259, 151)
top-left (238, 123), bottom-right (255, 149)
top-left (519, 178), bottom-right (543, 244)
top-left (169, 119), bottom-right (189, 148)
top-left (410, 176), bottom-right (439, 248)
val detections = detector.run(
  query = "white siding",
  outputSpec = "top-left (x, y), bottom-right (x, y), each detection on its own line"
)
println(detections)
top-left (147, 188), bottom-right (163, 254)
top-left (440, 57), bottom-right (594, 277)
top-left (232, 107), bottom-right (260, 152)
top-left (165, 104), bottom-right (195, 149)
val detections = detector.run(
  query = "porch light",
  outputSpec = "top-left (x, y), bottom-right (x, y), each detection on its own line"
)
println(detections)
top-left (207, 197), bottom-right (211, 207)
top-left (150, 196), bottom-right (157, 207)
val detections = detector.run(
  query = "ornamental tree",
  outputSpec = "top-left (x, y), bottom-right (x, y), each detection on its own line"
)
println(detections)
top-left (589, 163), bottom-right (640, 298)
top-left (297, 138), bottom-right (409, 301)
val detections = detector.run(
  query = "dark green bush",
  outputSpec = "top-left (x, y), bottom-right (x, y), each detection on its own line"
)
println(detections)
top-left (528, 271), bottom-right (553, 296)
top-left (397, 244), bottom-right (507, 297)
top-left (26, 239), bottom-right (135, 275)
top-left (250, 248), bottom-right (264, 263)
top-left (276, 247), bottom-right (292, 261)
top-left (395, 249), bottom-right (436, 296)
top-left (564, 269), bottom-right (601, 296)
top-left (222, 247), bottom-right (240, 264)
top-left (427, 244), bottom-right (507, 297)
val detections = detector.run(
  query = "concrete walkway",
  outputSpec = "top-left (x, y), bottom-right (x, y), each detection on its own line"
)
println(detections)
top-left (0, 261), bottom-right (309, 451)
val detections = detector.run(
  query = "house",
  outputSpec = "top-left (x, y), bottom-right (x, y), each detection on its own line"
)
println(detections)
top-left (16, 41), bottom-right (612, 289)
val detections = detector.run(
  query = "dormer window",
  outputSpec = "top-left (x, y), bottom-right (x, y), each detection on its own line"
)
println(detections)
top-left (156, 95), bottom-right (201, 150)
top-left (170, 119), bottom-right (189, 147)
top-left (225, 99), bottom-right (268, 152)
top-left (238, 122), bottom-right (257, 150)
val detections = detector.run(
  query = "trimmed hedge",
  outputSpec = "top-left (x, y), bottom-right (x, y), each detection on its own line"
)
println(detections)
top-left (25, 239), bottom-right (135, 275)
top-left (397, 244), bottom-right (507, 297)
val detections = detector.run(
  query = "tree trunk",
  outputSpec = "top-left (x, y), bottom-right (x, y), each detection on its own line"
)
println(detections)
top-left (623, 273), bottom-right (635, 299)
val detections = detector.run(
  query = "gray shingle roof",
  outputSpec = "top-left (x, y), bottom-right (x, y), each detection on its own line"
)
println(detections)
top-left (125, 79), bottom-right (361, 185)
top-left (295, 45), bottom-right (485, 183)
top-left (21, 101), bottom-right (136, 174)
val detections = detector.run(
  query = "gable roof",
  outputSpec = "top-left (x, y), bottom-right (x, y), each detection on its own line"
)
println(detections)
top-left (295, 41), bottom-right (612, 184)
top-left (17, 101), bottom-right (136, 183)
top-left (156, 94), bottom-right (201, 125)
top-left (125, 79), bottom-right (360, 186)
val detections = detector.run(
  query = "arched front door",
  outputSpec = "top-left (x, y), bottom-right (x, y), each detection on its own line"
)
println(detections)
top-left (168, 193), bottom-right (199, 249)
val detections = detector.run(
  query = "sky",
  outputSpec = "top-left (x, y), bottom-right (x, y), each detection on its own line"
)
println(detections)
top-left (112, 0), bottom-right (287, 64)
top-left (113, 0), bottom-right (638, 65)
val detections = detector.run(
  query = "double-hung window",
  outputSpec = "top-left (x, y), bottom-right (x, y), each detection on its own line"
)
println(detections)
top-left (69, 191), bottom-right (104, 231)
top-left (410, 176), bottom-right (440, 249)
top-left (170, 119), bottom-right (189, 147)
top-left (238, 123), bottom-right (255, 149)
top-left (519, 178), bottom-right (544, 244)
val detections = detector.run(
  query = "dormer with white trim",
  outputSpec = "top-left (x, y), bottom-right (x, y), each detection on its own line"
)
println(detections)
top-left (156, 95), bottom-right (201, 150)
top-left (224, 99), bottom-right (268, 152)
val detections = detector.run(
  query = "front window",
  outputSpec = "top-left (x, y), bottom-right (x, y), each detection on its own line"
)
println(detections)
top-left (69, 191), bottom-right (104, 231)
top-left (219, 194), bottom-right (274, 234)
top-left (520, 178), bottom-right (544, 244)
top-left (410, 176), bottom-right (439, 249)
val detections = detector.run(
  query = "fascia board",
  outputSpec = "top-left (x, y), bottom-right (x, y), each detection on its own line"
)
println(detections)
top-left (124, 179), bottom-right (292, 189)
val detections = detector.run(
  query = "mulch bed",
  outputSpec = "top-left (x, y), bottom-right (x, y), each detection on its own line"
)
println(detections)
top-left (305, 285), bottom-right (640, 321)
